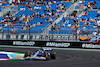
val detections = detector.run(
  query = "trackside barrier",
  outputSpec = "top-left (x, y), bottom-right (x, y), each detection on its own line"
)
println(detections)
top-left (0, 40), bottom-right (100, 49)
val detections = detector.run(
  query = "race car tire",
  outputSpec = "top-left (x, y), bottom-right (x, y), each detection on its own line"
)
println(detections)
top-left (24, 52), bottom-right (31, 60)
top-left (24, 52), bottom-right (28, 58)
top-left (50, 52), bottom-right (56, 59)
top-left (43, 52), bottom-right (51, 60)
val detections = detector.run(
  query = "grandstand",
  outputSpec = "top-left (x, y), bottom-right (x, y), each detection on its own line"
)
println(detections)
top-left (0, 0), bottom-right (99, 43)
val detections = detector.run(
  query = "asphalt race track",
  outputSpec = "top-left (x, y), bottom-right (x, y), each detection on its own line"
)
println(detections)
top-left (0, 47), bottom-right (100, 67)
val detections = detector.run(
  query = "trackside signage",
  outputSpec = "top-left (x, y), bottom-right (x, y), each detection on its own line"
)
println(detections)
top-left (82, 43), bottom-right (100, 48)
top-left (13, 41), bottom-right (35, 46)
top-left (46, 42), bottom-right (70, 47)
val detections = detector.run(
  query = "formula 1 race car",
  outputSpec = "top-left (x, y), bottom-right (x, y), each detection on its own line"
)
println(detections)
top-left (24, 48), bottom-right (56, 61)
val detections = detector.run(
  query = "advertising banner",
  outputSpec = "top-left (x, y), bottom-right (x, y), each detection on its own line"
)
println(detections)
top-left (0, 40), bottom-right (99, 49)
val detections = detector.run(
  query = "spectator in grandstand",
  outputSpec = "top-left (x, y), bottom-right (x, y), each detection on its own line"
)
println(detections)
top-left (82, 0), bottom-right (85, 3)
top-left (76, 18), bottom-right (79, 22)
top-left (89, 17), bottom-right (95, 22)
top-left (39, 14), bottom-right (42, 19)
top-left (77, 28), bottom-right (80, 35)
top-left (66, 15), bottom-right (70, 19)
top-left (67, 23), bottom-right (71, 27)
top-left (81, 17), bottom-right (85, 22)
top-left (82, 26), bottom-right (86, 31)
top-left (93, 22), bottom-right (97, 28)
top-left (98, 32), bottom-right (100, 36)
top-left (45, 18), bottom-right (49, 22)
top-left (56, 8), bottom-right (61, 13)
top-left (65, 18), bottom-right (69, 24)
top-left (20, 7), bottom-right (25, 11)
top-left (0, 2), bottom-right (2, 11)
top-left (4, 23), bottom-right (8, 27)
top-left (3, 17), bottom-right (8, 22)
top-left (18, 21), bottom-right (22, 25)
top-left (84, 11), bottom-right (88, 15)
top-left (0, 1), bottom-right (2, 6)
top-left (54, 23), bottom-right (57, 28)
top-left (56, 3), bottom-right (60, 7)
top-left (29, 23), bottom-right (33, 28)
top-left (21, 25), bottom-right (28, 30)
top-left (87, 3), bottom-right (92, 10)
top-left (96, 13), bottom-right (100, 18)
top-left (92, 29), bottom-right (98, 37)
top-left (45, 17), bottom-right (53, 22)
top-left (19, 15), bottom-right (23, 21)
top-left (81, 26), bottom-right (86, 35)
top-left (55, 12), bottom-right (60, 18)
top-left (13, 16), bottom-right (19, 22)
top-left (40, 21), bottom-right (43, 25)
top-left (34, 5), bottom-right (41, 10)
top-left (37, 21), bottom-right (40, 26)
top-left (70, 14), bottom-right (75, 19)
top-left (75, 23), bottom-right (79, 27)
top-left (93, 5), bottom-right (97, 9)
top-left (0, 27), bottom-right (3, 33)
top-left (71, 24), bottom-right (76, 34)
top-left (62, 21), bottom-right (65, 27)
top-left (11, 27), bottom-right (17, 34)
top-left (73, 19), bottom-right (76, 23)
top-left (29, 7), bottom-right (34, 11)
top-left (87, 17), bottom-right (89, 22)
top-left (32, 23), bottom-right (36, 27)
top-left (41, 13), bottom-right (45, 18)
top-left (56, 23), bottom-right (60, 29)
top-left (94, 37), bottom-right (98, 43)
top-left (97, 38), bottom-right (100, 43)
top-left (36, 12), bottom-right (39, 17)
top-left (84, 21), bottom-right (90, 26)
top-left (97, 19), bottom-right (100, 27)
top-left (80, 28), bottom-right (84, 35)
top-left (85, 28), bottom-right (90, 35)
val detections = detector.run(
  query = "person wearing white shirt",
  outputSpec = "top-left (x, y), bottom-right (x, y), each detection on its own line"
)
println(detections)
top-left (67, 23), bottom-right (71, 27)
top-left (18, 0), bottom-right (20, 3)
top-left (33, 23), bottom-right (36, 27)
top-left (48, 12), bottom-right (52, 16)
top-left (77, 28), bottom-right (80, 35)
top-left (0, 2), bottom-right (2, 6)
top-left (89, 17), bottom-right (93, 22)
top-left (37, 21), bottom-right (40, 26)
top-left (97, 20), bottom-right (100, 26)
top-left (22, 14), bottom-right (25, 19)
top-left (5, 23), bottom-right (8, 27)
top-left (98, 32), bottom-right (100, 36)
top-left (92, 29), bottom-right (98, 37)
top-left (48, 1), bottom-right (52, 5)
top-left (13, 0), bottom-right (15, 3)
top-left (20, 8), bottom-right (25, 11)
top-left (49, 17), bottom-right (52, 22)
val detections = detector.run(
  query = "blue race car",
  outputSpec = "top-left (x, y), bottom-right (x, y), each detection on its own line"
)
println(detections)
top-left (24, 48), bottom-right (56, 60)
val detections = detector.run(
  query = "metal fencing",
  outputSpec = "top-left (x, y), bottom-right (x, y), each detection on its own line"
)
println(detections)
top-left (0, 24), bottom-right (94, 41)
